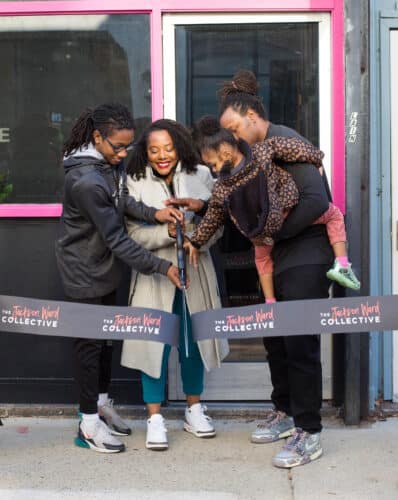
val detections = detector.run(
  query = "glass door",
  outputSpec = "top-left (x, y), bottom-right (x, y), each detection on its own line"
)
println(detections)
top-left (163, 12), bottom-right (332, 400)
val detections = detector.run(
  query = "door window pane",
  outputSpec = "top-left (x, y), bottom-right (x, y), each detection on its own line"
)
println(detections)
top-left (176, 23), bottom-right (319, 145)
top-left (0, 15), bottom-right (151, 204)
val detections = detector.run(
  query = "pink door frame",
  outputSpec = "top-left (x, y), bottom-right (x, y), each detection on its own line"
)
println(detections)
top-left (0, 0), bottom-right (345, 217)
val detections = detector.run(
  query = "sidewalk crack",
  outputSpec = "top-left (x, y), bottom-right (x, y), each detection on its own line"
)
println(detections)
top-left (288, 469), bottom-right (295, 499)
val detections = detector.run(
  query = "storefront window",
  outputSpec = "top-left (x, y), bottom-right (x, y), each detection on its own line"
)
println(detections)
top-left (176, 23), bottom-right (319, 145)
top-left (0, 14), bottom-right (151, 204)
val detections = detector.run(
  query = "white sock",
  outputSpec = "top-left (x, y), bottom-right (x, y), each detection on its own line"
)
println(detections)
top-left (81, 412), bottom-right (99, 434)
top-left (98, 393), bottom-right (109, 407)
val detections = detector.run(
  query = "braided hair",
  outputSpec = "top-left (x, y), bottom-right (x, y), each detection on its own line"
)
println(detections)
top-left (218, 70), bottom-right (268, 120)
top-left (127, 119), bottom-right (199, 180)
top-left (192, 115), bottom-right (238, 155)
top-left (63, 103), bottom-right (134, 156)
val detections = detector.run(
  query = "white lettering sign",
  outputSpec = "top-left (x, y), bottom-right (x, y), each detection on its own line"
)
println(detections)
top-left (0, 128), bottom-right (10, 143)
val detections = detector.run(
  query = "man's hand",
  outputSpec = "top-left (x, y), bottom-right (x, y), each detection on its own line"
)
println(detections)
top-left (166, 265), bottom-right (181, 288)
top-left (166, 264), bottom-right (189, 289)
top-left (165, 197), bottom-right (205, 213)
top-left (183, 240), bottom-right (199, 268)
top-left (155, 207), bottom-right (183, 223)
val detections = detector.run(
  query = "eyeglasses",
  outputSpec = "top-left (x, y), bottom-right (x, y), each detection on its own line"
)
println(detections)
top-left (104, 137), bottom-right (134, 153)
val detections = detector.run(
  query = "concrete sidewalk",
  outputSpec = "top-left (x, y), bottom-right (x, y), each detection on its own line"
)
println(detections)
top-left (0, 415), bottom-right (397, 500)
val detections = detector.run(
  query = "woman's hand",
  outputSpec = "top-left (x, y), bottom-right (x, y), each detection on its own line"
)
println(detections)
top-left (165, 197), bottom-right (205, 213)
top-left (183, 240), bottom-right (199, 268)
top-left (155, 207), bottom-right (184, 223)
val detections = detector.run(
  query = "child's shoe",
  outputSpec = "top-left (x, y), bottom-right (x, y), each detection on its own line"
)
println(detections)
top-left (326, 259), bottom-right (361, 290)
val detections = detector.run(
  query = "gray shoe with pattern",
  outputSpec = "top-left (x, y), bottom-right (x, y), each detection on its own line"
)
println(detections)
top-left (272, 427), bottom-right (322, 468)
top-left (251, 410), bottom-right (294, 443)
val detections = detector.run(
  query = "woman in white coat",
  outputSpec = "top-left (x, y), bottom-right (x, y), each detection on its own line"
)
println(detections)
top-left (121, 119), bottom-right (229, 450)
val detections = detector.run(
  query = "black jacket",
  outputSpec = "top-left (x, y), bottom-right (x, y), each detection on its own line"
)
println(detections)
top-left (55, 155), bottom-right (171, 299)
top-left (267, 123), bottom-right (334, 275)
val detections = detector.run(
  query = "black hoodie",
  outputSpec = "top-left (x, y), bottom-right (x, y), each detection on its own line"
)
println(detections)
top-left (55, 154), bottom-right (171, 299)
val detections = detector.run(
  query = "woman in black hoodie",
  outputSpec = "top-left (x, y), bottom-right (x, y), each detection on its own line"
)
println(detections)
top-left (56, 103), bottom-right (182, 454)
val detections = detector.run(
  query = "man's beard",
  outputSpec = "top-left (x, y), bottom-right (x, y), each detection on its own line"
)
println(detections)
top-left (219, 160), bottom-right (233, 178)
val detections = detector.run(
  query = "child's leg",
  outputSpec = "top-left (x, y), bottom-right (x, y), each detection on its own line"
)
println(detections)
top-left (315, 203), bottom-right (360, 290)
top-left (314, 203), bottom-right (347, 260)
top-left (254, 245), bottom-right (276, 302)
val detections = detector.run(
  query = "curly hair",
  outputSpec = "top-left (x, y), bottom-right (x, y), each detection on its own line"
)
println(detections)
top-left (63, 103), bottom-right (134, 157)
top-left (127, 119), bottom-right (199, 180)
top-left (192, 115), bottom-right (238, 154)
top-left (218, 70), bottom-right (268, 120)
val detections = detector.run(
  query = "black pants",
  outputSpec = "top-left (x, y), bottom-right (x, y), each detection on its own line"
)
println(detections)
top-left (263, 265), bottom-right (331, 434)
top-left (72, 290), bottom-right (116, 414)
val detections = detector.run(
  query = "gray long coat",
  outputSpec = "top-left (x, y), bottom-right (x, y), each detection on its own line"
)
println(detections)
top-left (121, 164), bottom-right (229, 378)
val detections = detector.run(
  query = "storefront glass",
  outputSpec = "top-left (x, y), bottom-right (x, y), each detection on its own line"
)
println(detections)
top-left (175, 22), bottom-right (319, 145)
top-left (0, 14), bottom-right (151, 204)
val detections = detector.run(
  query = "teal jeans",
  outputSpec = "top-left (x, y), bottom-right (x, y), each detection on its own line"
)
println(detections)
top-left (141, 289), bottom-right (204, 403)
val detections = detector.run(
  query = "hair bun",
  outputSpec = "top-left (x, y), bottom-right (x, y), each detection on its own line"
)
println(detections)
top-left (218, 69), bottom-right (259, 99)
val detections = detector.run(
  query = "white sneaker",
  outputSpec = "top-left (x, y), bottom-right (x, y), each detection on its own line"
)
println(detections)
top-left (184, 403), bottom-right (216, 438)
top-left (77, 419), bottom-right (125, 453)
top-left (146, 414), bottom-right (168, 451)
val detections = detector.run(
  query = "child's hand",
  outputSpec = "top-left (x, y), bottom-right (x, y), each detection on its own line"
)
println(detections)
top-left (183, 240), bottom-right (199, 268)
top-left (265, 298), bottom-right (276, 304)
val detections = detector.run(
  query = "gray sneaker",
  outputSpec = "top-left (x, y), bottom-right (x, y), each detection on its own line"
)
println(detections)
top-left (272, 427), bottom-right (322, 468)
top-left (98, 399), bottom-right (131, 436)
top-left (76, 419), bottom-right (125, 454)
top-left (251, 410), bottom-right (294, 443)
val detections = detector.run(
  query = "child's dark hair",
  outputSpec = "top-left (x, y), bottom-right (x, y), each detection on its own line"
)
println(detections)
top-left (63, 103), bottom-right (134, 156)
top-left (192, 115), bottom-right (239, 154)
top-left (127, 119), bottom-right (198, 180)
top-left (218, 70), bottom-right (268, 120)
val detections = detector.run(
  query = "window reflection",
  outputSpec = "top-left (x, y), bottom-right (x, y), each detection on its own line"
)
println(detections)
top-left (176, 23), bottom-right (319, 145)
top-left (0, 15), bottom-right (151, 203)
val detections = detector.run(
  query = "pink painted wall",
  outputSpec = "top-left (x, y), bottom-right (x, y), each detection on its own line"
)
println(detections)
top-left (0, 0), bottom-right (345, 217)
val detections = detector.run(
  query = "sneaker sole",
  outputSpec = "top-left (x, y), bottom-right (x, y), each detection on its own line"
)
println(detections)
top-left (326, 270), bottom-right (360, 290)
top-left (251, 427), bottom-right (294, 444)
top-left (74, 436), bottom-right (125, 454)
top-left (146, 442), bottom-right (168, 451)
top-left (183, 423), bottom-right (216, 438)
top-left (272, 448), bottom-right (323, 468)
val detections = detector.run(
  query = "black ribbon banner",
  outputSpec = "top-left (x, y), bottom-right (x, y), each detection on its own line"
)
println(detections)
top-left (191, 295), bottom-right (397, 342)
top-left (1, 294), bottom-right (398, 344)
top-left (0, 295), bottom-right (179, 346)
